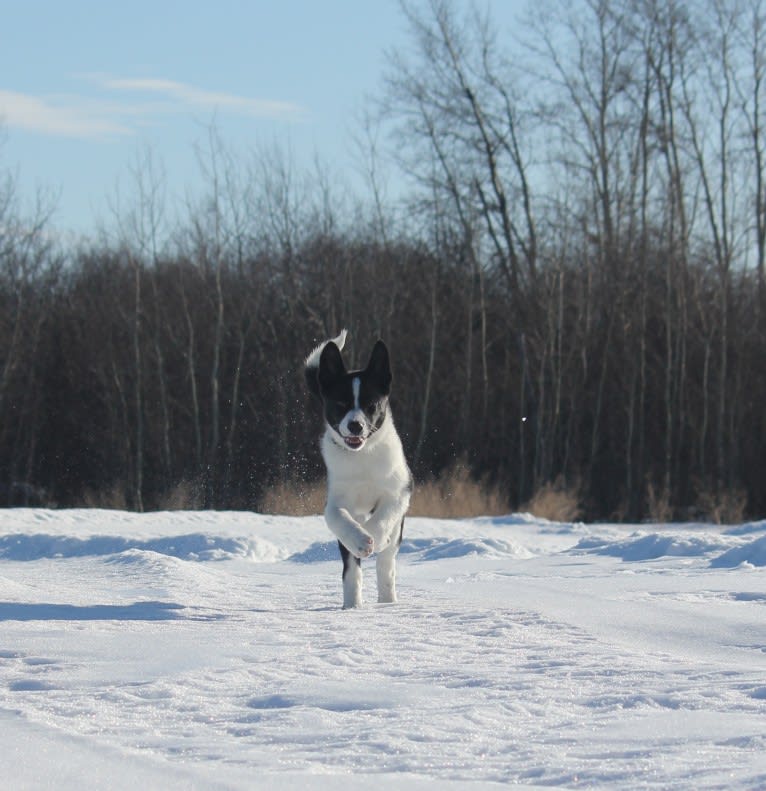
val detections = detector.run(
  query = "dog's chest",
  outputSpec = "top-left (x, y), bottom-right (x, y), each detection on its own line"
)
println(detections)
top-left (322, 429), bottom-right (404, 514)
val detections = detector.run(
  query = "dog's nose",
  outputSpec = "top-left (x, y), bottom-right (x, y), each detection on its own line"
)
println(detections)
top-left (348, 420), bottom-right (363, 436)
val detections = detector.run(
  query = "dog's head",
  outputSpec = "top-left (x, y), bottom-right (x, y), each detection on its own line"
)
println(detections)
top-left (317, 339), bottom-right (392, 451)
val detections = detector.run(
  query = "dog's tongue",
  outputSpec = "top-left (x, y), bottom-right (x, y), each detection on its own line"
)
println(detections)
top-left (345, 436), bottom-right (363, 448)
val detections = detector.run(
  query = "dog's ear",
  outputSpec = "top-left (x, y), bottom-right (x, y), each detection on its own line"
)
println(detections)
top-left (318, 341), bottom-right (346, 390)
top-left (366, 340), bottom-right (392, 395)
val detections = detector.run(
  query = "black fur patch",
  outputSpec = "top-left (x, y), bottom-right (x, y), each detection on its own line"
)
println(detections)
top-left (338, 540), bottom-right (361, 579)
top-left (316, 340), bottom-right (392, 440)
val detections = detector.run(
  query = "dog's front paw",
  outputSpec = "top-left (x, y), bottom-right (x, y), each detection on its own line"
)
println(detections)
top-left (347, 530), bottom-right (374, 559)
top-left (355, 534), bottom-right (375, 559)
top-left (365, 522), bottom-right (394, 552)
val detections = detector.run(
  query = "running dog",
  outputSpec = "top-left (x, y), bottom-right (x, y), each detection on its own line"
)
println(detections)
top-left (305, 330), bottom-right (412, 608)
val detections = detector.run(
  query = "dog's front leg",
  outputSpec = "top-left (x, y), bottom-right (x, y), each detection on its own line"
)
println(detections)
top-left (324, 503), bottom-right (374, 559)
top-left (375, 539), bottom-right (400, 604)
top-left (338, 541), bottom-right (363, 609)
top-left (363, 493), bottom-right (409, 552)
top-left (365, 497), bottom-right (407, 605)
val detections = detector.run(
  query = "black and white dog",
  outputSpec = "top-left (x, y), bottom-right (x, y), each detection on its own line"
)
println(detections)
top-left (305, 330), bottom-right (412, 609)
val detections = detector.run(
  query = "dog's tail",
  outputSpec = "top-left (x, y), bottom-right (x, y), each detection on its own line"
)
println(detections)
top-left (304, 329), bottom-right (347, 397)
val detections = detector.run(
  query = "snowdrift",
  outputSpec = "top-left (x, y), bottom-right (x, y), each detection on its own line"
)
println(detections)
top-left (1, 508), bottom-right (765, 789)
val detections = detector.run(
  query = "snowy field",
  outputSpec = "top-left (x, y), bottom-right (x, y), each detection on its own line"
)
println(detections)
top-left (1, 509), bottom-right (765, 789)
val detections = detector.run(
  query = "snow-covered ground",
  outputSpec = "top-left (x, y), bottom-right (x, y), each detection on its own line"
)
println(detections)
top-left (1, 508), bottom-right (765, 789)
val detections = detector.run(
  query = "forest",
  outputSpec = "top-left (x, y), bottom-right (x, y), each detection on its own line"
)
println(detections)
top-left (1, 0), bottom-right (765, 521)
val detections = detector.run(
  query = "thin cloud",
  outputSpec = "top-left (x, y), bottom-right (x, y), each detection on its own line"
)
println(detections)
top-left (98, 75), bottom-right (305, 121)
top-left (0, 76), bottom-right (305, 140)
top-left (0, 89), bottom-right (130, 138)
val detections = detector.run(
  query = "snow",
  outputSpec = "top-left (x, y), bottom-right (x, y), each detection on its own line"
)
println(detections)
top-left (711, 535), bottom-right (766, 568)
top-left (1, 509), bottom-right (765, 789)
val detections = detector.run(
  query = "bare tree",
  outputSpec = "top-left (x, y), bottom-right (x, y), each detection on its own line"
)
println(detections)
top-left (388, 0), bottom-right (538, 300)
top-left (733, 0), bottom-right (766, 318)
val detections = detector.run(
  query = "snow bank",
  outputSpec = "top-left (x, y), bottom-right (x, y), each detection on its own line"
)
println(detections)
top-left (0, 532), bottom-right (282, 562)
top-left (710, 534), bottom-right (766, 568)
top-left (573, 531), bottom-right (730, 560)
top-left (413, 536), bottom-right (534, 560)
top-left (289, 536), bottom-right (534, 563)
top-left (2, 509), bottom-right (766, 789)
top-left (571, 524), bottom-right (766, 568)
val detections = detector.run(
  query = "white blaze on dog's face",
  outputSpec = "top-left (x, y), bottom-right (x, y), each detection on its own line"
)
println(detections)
top-left (317, 340), bottom-right (392, 451)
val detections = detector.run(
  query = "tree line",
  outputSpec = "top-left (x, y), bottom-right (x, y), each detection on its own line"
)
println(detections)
top-left (1, 0), bottom-right (765, 520)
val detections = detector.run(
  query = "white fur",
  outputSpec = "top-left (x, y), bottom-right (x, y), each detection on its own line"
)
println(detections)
top-left (304, 329), bottom-right (347, 370)
top-left (338, 377), bottom-right (372, 445)
top-left (307, 332), bottom-right (411, 609)
top-left (322, 413), bottom-right (411, 607)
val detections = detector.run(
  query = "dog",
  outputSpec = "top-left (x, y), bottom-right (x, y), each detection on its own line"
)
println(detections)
top-left (305, 330), bottom-right (412, 609)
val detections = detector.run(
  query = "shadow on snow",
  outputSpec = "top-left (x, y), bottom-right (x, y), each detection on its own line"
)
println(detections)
top-left (0, 601), bottom-right (218, 621)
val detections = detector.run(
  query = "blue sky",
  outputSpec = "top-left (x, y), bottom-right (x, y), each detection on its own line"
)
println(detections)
top-left (2, 1), bottom-right (475, 235)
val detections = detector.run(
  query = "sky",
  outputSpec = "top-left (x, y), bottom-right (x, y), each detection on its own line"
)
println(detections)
top-left (0, 1), bottom-right (519, 237)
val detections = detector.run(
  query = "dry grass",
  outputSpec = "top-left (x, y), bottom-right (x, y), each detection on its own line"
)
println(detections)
top-left (258, 461), bottom-right (510, 519)
top-left (695, 485), bottom-right (747, 525)
top-left (81, 481), bottom-right (128, 510)
top-left (645, 480), bottom-right (748, 525)
top-left (521, 477), bottom-right (583, 522)
top-left (156, 479), bottom-right (204, 511)
top-left (258, 479), bottom-right (327, 516)
top-left (408, 461), bottom-right (508, 518)
top-left (82, 479), bottom-right (206, 511)
top-left (645, 481), bottom-right (673, 523)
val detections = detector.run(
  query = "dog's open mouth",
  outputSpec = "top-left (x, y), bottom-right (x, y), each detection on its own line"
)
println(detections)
top-left (344, 436), bottom-right (365, 449)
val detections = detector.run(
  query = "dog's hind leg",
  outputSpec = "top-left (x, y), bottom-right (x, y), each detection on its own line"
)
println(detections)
top-left (376, 518), bottom-right (404, 604)
top-left (338, 540), bottom-right (363, 609)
